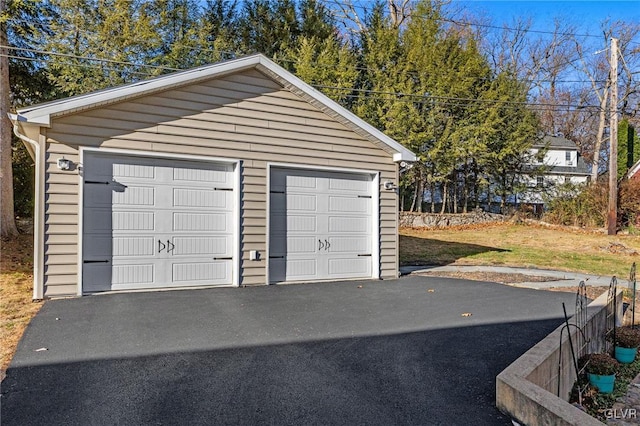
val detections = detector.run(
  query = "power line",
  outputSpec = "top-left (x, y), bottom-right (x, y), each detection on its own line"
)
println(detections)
top-left (312, 84), bottom-right (602, 110)
top-left (3, 45), bottom-right (182, 72)
top-left (2, 53), bottom-right (158, 77)
top-left (4, 45), bottom-right (615, 112)
top-left (3, 44), bottom-right (612, 86)
top-left (6, 50), bottom-right (603, 113)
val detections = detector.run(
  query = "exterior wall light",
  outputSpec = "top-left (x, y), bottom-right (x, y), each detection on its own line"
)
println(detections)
top-left (57, 158), bottom-right (72, 170)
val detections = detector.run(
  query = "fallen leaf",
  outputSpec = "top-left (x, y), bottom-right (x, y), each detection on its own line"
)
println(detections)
top-left (357, 285), bottom-right (363, 289)
top-left (427, 289), bottom-right (435, 293)
top-left (461, 313), bottom-right (472, 317)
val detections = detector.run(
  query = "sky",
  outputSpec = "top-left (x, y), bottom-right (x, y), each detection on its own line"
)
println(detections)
top-left (450, 1), bottom-right (640, 41)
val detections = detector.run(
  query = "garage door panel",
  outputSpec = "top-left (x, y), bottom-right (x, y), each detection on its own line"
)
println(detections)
top-left (172, 188), bottom-right (229, 209)
top-left (171, 236), bottom-right (231, 256)
top-left (287, 215), bottom-right (317, 233)
top-left (172, 212), bottom-right (227, 232)
top-left (328, 175), bottom-right (369, 192)
top-left (112, 237), bottom-right (155, 257)
top-left (286, 236), bottom-right (317, 254)
top-left (328, 257), bottom-right (371, 277)
top-left (328, 196), bottom-right (370, 214)
top-left (84, 236), bottom-right (155, 258)
top-left (112, 264), bottom-right (155, 285)
top-left (286, 259), bottom-right (317, 280)
top-left (172, 261), bottom-right (230, 283)
top-left (286, 174), bottom-right (318, 189)
top-left (328, 216), bottom-right (370, 233)
top-left (112, 162), bottom-right (155, 180)
top-left (172, 164), bottom-right (230, 185)
top-left (114, 211), bottom-right (155, 231)
top-left (287, 194), bottom-right (317, 212)
top-left (111, 186), bottom-right (155, 207)
top-left (328, 236), bottom-right (371, 253)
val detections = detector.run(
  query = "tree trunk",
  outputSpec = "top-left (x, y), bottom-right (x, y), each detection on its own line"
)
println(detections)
top-left (0, 1), bottom-right (19, 238)
top-left (440, 182), bottom-right (447, 214)
top-left (430, 181), bottom-right (435, 213)
top-left (462, 171), bottom-right (469, 214)
top-left (416, 172), bottom-right (424, 213)
top-left (453, 172), bottom-right (458, 213)
top-left (410, 175), bottom-right (418, 212)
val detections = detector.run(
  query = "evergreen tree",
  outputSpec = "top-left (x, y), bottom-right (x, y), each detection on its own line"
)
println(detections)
top-left (2, 0), bottom-right (55, 235)
top-left (149, 0), bottom-right (207, 69)
top-left (201, 0), bottom-right (241, 60)
top-left (290, 36), bottom-right (357, 105)
top-left (479, 71), bottom-right (540, 210)
top-left (618, 118), bottom-right (640, 179)
top-left (46, 0), bottom-right (160, 95)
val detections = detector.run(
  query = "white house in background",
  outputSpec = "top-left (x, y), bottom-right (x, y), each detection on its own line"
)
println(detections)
top-left (519, 135), bottom-right (591, 210)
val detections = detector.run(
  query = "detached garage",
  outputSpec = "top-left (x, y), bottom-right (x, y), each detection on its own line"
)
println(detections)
top-left (10, 54), bottom-right (415, 298)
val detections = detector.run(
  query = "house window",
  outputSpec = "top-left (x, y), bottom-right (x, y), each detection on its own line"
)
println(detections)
top-left (536, 176), bottom-right (544, 188)
top-left (564, 176), bottom-right (570, 184)
top-left (565, 151), bottom-right (573, 166)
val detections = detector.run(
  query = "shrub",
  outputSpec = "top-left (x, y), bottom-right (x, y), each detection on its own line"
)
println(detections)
top-left (543, 182), bottom-right (607, 227)
top-left (612, 327), bottom-right (640, 348)
top-left (585, 353), bottom-right (619, 375)
top-left (619, 178), bottom-right (640, 231)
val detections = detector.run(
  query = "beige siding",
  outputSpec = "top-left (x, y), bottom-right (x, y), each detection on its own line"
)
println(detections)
top-left (41, 68), bottom-right (400, 296)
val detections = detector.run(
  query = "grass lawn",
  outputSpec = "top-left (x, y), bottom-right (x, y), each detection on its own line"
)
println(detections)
top-left (400, 222), bottom-right (640, 278)
top-left (1, 233), bottom-right (43, 380)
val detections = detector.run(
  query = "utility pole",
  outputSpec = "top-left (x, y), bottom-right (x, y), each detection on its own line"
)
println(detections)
top-left (607, 37), bottom-right (619, 236)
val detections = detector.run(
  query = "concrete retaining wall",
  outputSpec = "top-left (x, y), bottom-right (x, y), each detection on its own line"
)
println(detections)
top-left (399, 211), bottom-right (506, 228)
top-left (496, 289), bottom-right (623, 425)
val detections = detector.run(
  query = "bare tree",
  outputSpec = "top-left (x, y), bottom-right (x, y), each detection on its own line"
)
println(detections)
top-left (326, 0), bottom-right (424, 34)
top-left (573, 21), bottom-right (640, 182)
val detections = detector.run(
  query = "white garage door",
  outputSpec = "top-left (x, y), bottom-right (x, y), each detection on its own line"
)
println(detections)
top-left (269, 168), bottom-right (374, 283)
top-left (82, 153), bottom-right (234, 292)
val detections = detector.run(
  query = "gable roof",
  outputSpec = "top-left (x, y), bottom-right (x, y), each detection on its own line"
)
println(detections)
top-left (533, 135), bottom-right (579, 150)
top-left (13, 54), bottom-right (415, 162)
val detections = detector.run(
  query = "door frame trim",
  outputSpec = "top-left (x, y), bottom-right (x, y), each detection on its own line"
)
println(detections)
top-left (78, 147), bottom-right (241, 295)
top-left (265, 163), bottom-right (380, 285)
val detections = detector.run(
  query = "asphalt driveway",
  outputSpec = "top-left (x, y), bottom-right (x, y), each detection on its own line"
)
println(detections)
top-left (1, 275), bottom-right (576, 425)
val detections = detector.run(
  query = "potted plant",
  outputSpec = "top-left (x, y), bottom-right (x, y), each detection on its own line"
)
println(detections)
top-left (612, 327), bottom-right (640, 363)
top-left (585, 353), bottom-right (619, 394)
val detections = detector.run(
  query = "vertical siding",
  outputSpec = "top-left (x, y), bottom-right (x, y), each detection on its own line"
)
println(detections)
top-left (42, 68), bottom-right (400, 295)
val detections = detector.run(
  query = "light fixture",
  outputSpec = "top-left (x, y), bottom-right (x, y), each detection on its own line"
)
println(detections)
top-left (57, 157), bottom-right (71, 170)
top-left (383, 181), bottom-right (397, 190)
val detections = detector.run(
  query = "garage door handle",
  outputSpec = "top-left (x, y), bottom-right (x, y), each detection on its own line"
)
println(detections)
top-left (325, 239), bottom-right (330, 251)
top-left (158, 240), bottom-right (166, 253)
top-left (167, 240), bottom-right (175, 253)
top-left (318, 239), bottom-right (324, 251)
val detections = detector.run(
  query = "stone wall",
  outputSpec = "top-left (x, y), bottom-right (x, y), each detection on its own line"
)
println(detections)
top-left (399, 210), bottom-right (506, 228)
